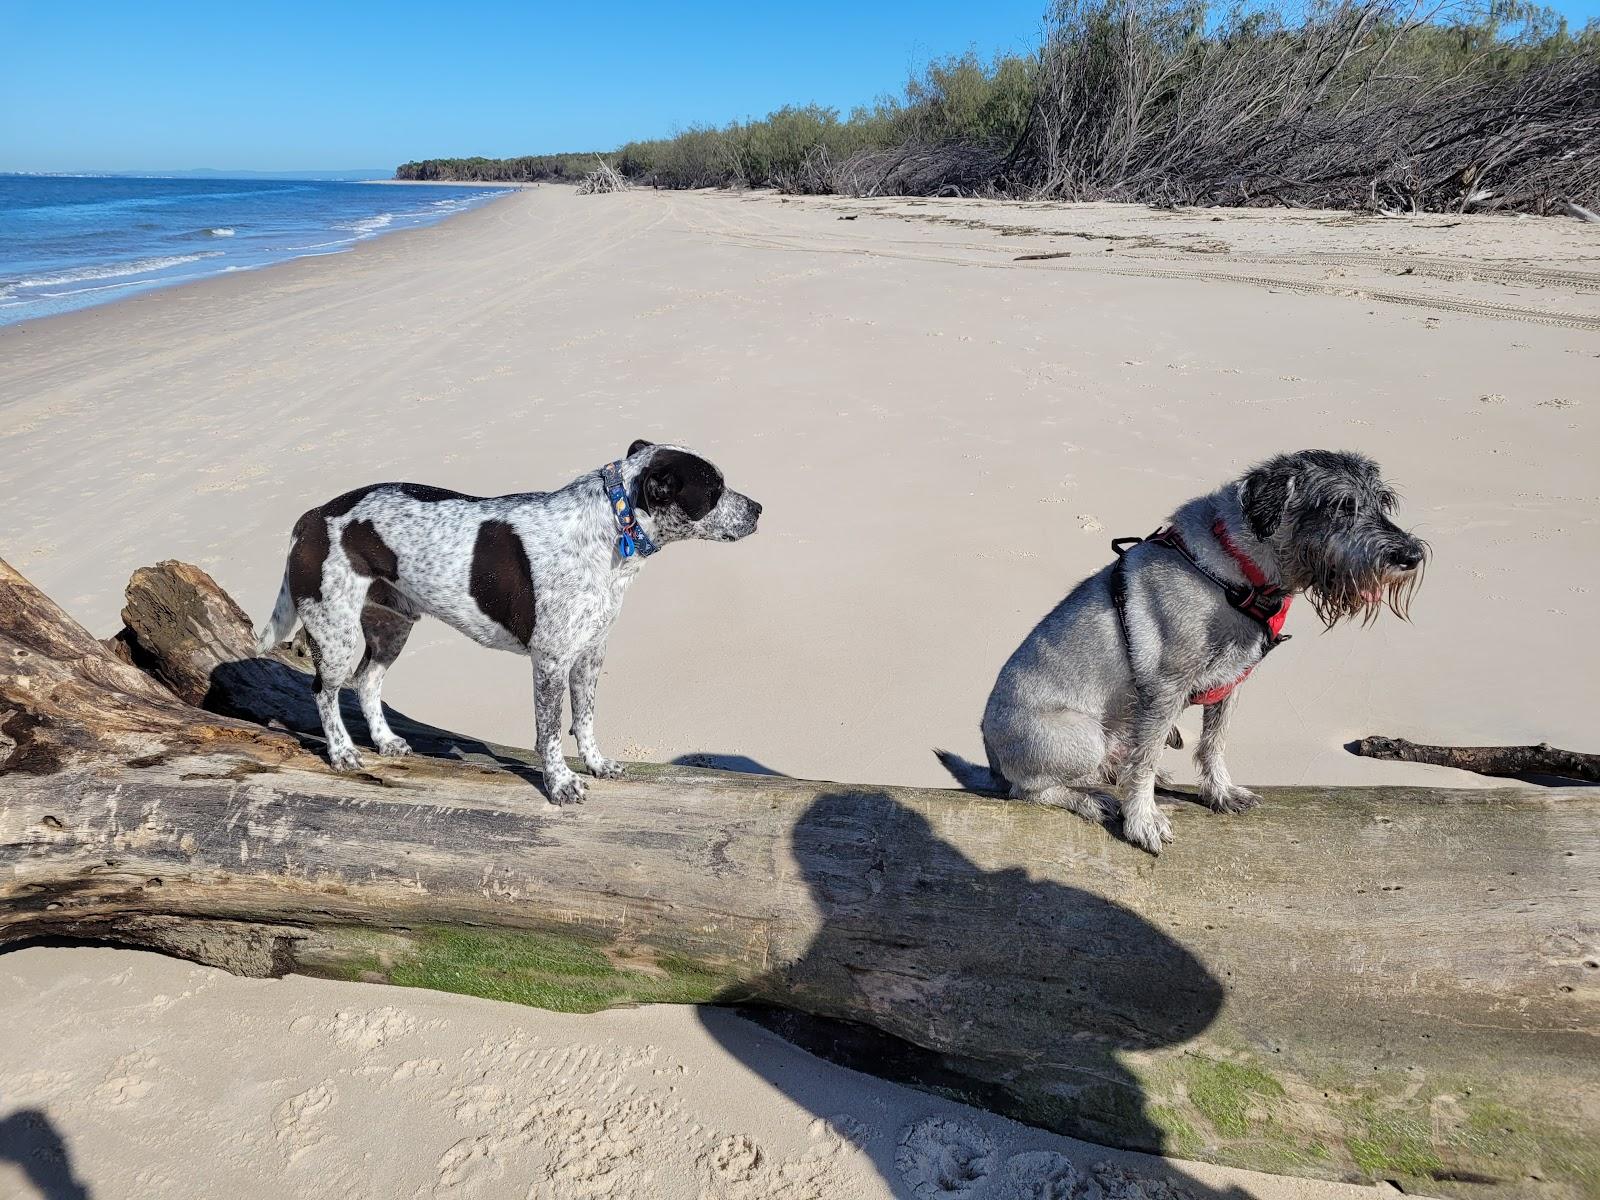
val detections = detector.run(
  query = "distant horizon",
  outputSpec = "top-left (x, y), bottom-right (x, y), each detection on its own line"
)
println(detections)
top-left (2, 168), bottom-right (395, 181)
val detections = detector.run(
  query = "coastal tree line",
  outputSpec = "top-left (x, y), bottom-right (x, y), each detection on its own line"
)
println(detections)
top-left (395, 0), bottom-right (1600, 214)
top-left (394, 154), bottom-right (596, 183)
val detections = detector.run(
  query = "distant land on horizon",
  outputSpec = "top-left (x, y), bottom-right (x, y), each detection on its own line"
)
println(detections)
top-left (3, 168), bottom-right (391, 182)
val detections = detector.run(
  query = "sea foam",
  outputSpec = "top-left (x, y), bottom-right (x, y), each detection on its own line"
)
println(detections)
top-left (12, 252), bottom-right (223, 291)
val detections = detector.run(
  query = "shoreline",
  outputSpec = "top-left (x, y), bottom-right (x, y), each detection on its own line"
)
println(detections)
top-left (0, 183), bottom-right (519, 333)
top-left (361, 177), bottom-right (551, 187)
top-left (2, 185), bottom-right (1595, 790)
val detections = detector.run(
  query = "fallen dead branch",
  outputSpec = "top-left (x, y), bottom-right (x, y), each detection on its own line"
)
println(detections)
top-left (1350, 734), bottom-right (1600, 782)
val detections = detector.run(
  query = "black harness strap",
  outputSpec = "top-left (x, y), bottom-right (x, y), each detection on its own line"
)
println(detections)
top-left (1108, 537), bottom-right (1147, 702)
top-left (1109, 526), bottom-right (1293, 705)
top-left (1111, 526), bottom-right (1291, 642)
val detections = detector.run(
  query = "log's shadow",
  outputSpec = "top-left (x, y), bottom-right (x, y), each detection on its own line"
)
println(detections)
top-left (700, 791), bottom-right (1248, 1199)
top-left (203, 656), bottom-right (547, 788)
top-left (0, 1109), bottom-right (91, 1200)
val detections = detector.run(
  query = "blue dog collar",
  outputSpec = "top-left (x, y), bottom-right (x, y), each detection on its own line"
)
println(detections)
top-left (600, 460), bottom-right (658, 559)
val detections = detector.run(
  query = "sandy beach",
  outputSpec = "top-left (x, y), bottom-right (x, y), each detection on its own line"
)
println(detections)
top-left (4, 183), bottom-right (1600, 1200)
top-left (1, 185), bottom-right (1595, 789)
top-left (0, 946), bottom-right (1408, 1200)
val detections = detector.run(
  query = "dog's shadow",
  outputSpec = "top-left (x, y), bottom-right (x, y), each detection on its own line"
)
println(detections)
top-left (697, 790), bottom-right (1249, 1198)
top-left (204, 655), bottom-right (546, 787)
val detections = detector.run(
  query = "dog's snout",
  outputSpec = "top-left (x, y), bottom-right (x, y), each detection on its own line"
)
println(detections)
top-left (1390, 544), bottom-right (1424, 571)
top-left (749, 499), bottom-right (763, 520)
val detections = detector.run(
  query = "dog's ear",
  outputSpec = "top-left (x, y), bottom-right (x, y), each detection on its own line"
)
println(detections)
top-left (638, 461), bottom-right (681, 512)
top-left (628, 439), bottom-right (655, 458)
top-left (636, 450), bottom-right (724, 519)
top-left (1242, 459), bottom-right (1297, 540)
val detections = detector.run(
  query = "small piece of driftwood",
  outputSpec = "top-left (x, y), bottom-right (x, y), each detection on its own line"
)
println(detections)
top-left (1350, 735), bottom-right (1599, 783)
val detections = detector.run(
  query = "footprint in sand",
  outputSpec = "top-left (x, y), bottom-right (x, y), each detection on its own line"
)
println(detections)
top-left (273, 1081), bottom-right (336, 1162)
top-left (328, 1005), bottom-right (418, 1051)
top-left (92, 1052), bottom-right (157, 1107)
top-left (1077, 514), bottom-right (1104, 533)
top-left (996, 1151), bottom-right (1087, 1200)
top-left (448, 1083), bottom-right (512, 1124)
top-left (894, 1117), bottom-right (996, 1199)
top-left (430, 1134), bottom-right (512, 1196)
top-left (708, 1132), bottom-right (764, 1182)
top-left (392, 1057), bottom-right (445, 1082)
top-left (807, 1112), bottom-right (878, 1153)
top-left (1092, 1161), bottom-right (1200, 1200)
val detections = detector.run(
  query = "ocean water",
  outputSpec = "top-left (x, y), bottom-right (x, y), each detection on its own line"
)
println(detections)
top-left (0, 175), bottom-right (512, 326)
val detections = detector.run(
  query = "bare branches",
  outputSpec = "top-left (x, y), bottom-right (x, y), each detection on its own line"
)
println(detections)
top-left (832, 143), bottom-right (1014, 197)
top-left (1015, 0), bottom-right (1600, 212)
top-left (1350, 735), bottom-right (1600, 782)
top-left (576, 158), bottom-right (629, 195)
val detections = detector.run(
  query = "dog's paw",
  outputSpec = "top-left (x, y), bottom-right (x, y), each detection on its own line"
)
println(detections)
top-left (584, 757), bottom-right (625, 779)
top-left (546, 772), bottom-right (588, 805)
top-left (1066, 790), bottom-right (1119, 822)
top-left (328, 745), bottom-right (365, 772)
top-left (376, 736), bottom-right (412, 758)
top-left (1123, 806), bottom-right (1173, 855)
top-left (1205, 785), bottom-right (1261, 814)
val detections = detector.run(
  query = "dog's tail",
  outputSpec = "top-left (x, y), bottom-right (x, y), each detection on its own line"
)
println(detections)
top-left (934, 748), bottom-right (1005, 793)
top-left (256, 571), bottom-right (299, 654)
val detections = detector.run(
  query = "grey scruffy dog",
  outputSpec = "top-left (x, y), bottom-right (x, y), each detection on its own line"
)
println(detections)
top-left (938, 450), bottom-right (1426, 854)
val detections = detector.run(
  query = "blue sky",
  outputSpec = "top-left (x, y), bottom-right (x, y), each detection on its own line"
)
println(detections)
top-left (2, 0), bottom-right (1042, 172)
top-left (4, 0), bottom-right (1597, 174)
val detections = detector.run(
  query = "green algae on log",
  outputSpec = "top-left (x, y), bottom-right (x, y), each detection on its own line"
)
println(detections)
top-left (1, 557), bottom-right (1596, 1199)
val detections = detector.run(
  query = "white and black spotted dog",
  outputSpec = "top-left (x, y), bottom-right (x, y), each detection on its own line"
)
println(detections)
top-left (255, 441), bottom-right (761, 802)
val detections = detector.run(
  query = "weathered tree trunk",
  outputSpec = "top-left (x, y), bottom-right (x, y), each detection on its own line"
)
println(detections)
top-left (1351, 734), bottom-right (1600, 783)
top-left (1, 559), bottom-right (1596, 1198)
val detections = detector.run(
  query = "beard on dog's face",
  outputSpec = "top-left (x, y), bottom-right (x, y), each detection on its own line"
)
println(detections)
top-left (632, 447), bottom-right (762, 543)
top-left (1243, 449), bottom-right (1426, 627)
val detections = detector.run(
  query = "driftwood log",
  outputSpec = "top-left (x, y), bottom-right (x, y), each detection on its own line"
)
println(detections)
top-left (1, 558), bottom-right (1596, 1198)
top-left (1351, 735), bottom-right (1600, 784)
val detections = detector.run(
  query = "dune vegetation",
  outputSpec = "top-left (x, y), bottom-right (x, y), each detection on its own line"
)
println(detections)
top-left (395, 0), bottom-right (1600, 213)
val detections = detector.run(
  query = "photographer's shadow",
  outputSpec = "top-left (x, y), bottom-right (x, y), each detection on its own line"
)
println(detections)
top-left (701, 790), bottom-right (1247, 1198)
top-left (0, 1109), bottom-right (90, 1200)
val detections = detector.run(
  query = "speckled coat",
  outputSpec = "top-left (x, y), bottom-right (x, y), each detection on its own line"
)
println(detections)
top-left (256, 441), bottom-right (761, 803)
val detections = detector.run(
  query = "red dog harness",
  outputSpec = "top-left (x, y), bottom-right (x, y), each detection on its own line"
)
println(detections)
top-left (1110, 518), bottom-right (1292, 706)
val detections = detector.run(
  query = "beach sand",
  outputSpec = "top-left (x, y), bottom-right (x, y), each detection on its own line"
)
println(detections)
top-left (1, 185), bottom-right (1595, 789)
top-left (0, 946), bottom-right (1403, 1200)
top-left (2, 186), bottom-right (1596, 1198)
